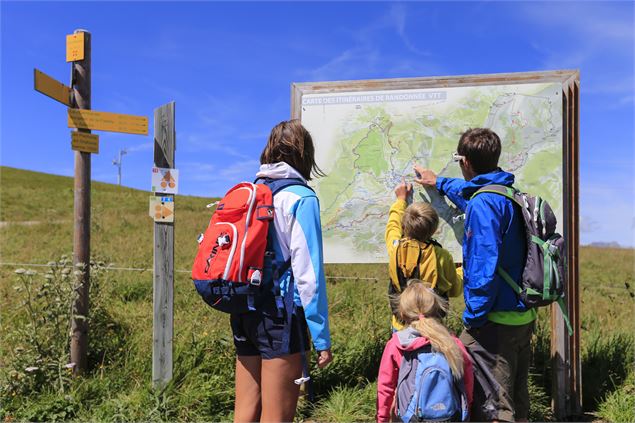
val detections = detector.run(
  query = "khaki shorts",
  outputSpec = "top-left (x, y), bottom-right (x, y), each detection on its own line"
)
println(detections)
top-left (460, 321), bottom-right (534, 422)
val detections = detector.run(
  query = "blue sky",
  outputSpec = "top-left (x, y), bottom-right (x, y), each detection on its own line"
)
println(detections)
top-left (1, 1), bottom-right (633, 246)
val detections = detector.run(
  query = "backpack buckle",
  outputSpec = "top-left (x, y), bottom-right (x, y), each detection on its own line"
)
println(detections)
top-left (248, 267), bottom-right (262, 286)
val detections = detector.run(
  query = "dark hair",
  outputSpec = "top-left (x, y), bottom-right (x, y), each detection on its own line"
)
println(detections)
top-left (260, 119), bottom-right (324, 181)
top-left (457, 128), bottom-right (502, 174)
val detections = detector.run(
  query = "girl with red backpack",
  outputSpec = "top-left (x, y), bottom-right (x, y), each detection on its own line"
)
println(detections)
top-left (231, 120), bottom-right (333, 422)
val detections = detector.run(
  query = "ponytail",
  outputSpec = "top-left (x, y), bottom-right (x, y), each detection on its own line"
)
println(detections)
top-left (398, 280), bottom-right (464, 380)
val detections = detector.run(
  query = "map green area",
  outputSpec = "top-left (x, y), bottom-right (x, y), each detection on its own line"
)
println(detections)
top-left (301, 83), bottom-right (563, 263)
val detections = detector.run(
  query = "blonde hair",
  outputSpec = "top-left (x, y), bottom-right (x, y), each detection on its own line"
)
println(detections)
top-left (402, 202), bottom-right (439, 242)
top-left (398, 280), bottom-right (464, 380)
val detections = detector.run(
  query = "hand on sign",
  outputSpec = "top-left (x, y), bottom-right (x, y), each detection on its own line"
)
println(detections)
top-left (394, 177), bottom-right (413, 202)
top-left (317, 349), bottom-right (333, 368)
top-left (413, 165), bottom-right (437, 187)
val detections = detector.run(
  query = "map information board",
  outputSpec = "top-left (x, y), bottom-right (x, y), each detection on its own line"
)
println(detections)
top-left (300, 82), bottom-right (563, 263)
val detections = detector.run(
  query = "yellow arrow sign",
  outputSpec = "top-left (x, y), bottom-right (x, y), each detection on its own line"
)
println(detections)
top-left (34, 69), bottom-right (71, 106)
top-left (68, 108), bottom-right (148, 135)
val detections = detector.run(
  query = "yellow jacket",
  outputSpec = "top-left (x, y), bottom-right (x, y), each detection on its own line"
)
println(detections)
top-left (385, 199), bottom-right (463, 330)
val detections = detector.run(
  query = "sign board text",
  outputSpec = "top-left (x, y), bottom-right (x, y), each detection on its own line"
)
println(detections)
top-left (71, 131), bottom-right (99, 153)
top-left (68, 108), bottom-right (148, 135)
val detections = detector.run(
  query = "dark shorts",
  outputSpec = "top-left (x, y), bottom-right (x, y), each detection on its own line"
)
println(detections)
top-left (460, 321), bottom-right (534, 422)
top-left (230, 306), bottom-right (310, 360)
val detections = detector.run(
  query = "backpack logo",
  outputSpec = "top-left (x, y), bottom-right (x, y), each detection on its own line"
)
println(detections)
top-left (395, 342), bottom-right (468, 422)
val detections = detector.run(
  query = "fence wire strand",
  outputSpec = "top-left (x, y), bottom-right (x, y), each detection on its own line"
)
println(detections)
top-left (0, 262), bottom-right (379, 281)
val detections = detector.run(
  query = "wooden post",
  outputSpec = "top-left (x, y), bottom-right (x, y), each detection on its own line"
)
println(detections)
top-left (70, 29), bottom-right (91, 375)
top-left (552, 72), bottom-right (582, 419)
top-left (152, 102), bottom-right (175, 388)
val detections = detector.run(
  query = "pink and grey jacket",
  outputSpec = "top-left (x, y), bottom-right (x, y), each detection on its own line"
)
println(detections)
top-left (376, 328), bottom-right (474, 422)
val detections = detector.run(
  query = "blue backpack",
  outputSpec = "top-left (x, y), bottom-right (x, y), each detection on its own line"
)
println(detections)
top-left (395, 332), bottom-right (469, 422)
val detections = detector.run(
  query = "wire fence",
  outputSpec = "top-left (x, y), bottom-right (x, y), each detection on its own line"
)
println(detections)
top-left (0, 262), bottom-right (380, 281)
top-left (1, 262), bottom-right (632, 291)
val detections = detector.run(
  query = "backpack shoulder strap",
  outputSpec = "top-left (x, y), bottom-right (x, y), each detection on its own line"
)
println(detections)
top-left (428, 238), bottom-right (443, 248)
top-left (471, 184), bottom-right (519, 204)
top-left (255, 177), bottom-right (314, 195)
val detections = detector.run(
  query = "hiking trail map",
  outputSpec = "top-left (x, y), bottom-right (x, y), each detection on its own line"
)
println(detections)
top-left (298, 81), bottom-right (563, 263)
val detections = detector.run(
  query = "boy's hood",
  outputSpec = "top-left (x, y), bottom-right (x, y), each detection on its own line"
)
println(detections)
top-left (256, 162), bottom-right (306, 183)
top-left (460, 168), bottom-right (515, 199)
top-left (393, 326), bottom-right (432, 351)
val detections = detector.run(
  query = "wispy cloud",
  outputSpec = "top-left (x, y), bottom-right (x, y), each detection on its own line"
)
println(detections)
top-left (179, 159), bottom-right (261, 197)
top-left (521, 2), bottom-right (633, 103)
top-left (521, 2), bottom-right (633, 46)
top-left (299, 3), bottom-right (438, 82)
top-left (126, 141), bottom-right (153, 153)
top-left (304, 46), bottom-right (381, 82)
top-left (182, 133), bottom-right (251, 159)
top-left (580, 215), bottom-right (600, 233)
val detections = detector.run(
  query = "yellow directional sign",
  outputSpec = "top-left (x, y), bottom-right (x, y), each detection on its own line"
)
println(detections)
top-left (71, 131), bottom-right (99, 154)
top-left (34, 69), bottom-right (71, 106)
top-left (66, 32), bottom-right (85, 62)
top-left (68, 108), bottom-right (148, 135)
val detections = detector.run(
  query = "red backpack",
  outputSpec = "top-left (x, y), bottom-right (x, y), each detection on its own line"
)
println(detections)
top-left (192, 178), bottom-right (308, 314)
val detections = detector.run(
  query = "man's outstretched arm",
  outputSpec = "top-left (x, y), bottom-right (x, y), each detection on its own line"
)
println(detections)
top-left (413, 164), bottom-right (468, 211)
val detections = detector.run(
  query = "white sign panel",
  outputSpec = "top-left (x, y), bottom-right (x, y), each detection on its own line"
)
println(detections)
top-left (151, 167), bottom-right (179, 194)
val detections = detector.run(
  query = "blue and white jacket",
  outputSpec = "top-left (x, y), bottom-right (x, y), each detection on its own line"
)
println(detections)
top-left (256, 162), bottom-right (331, 351)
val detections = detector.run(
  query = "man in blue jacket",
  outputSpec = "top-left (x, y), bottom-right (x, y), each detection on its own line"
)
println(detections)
top-left (414, 128), bottom-right (534, 422)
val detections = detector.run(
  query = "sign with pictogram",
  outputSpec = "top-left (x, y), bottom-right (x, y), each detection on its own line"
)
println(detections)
top-left (151, 167), bottom-right (179, 194)
top-left (149, 196), bottom-right (174, 223)
top-left (71, 131), bottom-right (99, 153)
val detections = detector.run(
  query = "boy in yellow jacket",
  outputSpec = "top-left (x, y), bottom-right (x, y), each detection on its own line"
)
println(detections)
top-left (386, 178), bottom-right (463, 330)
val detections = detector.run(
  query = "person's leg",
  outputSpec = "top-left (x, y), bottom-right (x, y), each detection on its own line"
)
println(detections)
top-left (260, 353), bottom-right (303, 422)
top-left (234, 355), bottom-right (262, 423)
top-left (232, 312), bottom-right (264, 423)
top-left (512, 322), bottom-right (534, 422)
top-left (460, 323), bottom-right (515, 422)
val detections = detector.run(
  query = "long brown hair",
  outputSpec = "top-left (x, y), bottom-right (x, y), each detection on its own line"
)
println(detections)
top-left (260, 119), bottom-right (325, 181)
top-left (398, 280), bottom-right (464, 380)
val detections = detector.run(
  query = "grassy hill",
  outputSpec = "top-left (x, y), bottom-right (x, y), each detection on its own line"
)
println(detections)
top-left (1, 166), bottom-right (633, 422)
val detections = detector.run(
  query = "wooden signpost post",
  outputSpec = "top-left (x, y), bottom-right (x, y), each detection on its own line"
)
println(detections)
top-left (69, 30), bottom-right (92, 373)
top-left (151, 102), bottom-right (176, 389)
top-left (34, 29), bottom-right (149, 374)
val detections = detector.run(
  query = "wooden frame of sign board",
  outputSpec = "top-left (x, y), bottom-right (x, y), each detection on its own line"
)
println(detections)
top-left (291, 70), bottom-right (581, 419)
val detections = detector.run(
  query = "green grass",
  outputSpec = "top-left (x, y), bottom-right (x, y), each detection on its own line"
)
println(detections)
top-left (1, 166), bottom-right (634, 421)
top-left (597, 371), bottom-right (635, 423)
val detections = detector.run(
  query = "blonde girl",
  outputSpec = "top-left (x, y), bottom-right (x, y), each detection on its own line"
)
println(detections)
top-left (376, 281), bottom-right (473, 422)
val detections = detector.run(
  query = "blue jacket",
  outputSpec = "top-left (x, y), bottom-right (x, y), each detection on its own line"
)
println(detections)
top-left (436, 169), bottom-right (528, 328)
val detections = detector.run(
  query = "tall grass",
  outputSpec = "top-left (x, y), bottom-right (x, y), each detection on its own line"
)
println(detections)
top-left (598, 371), bottom-right (635, 423)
